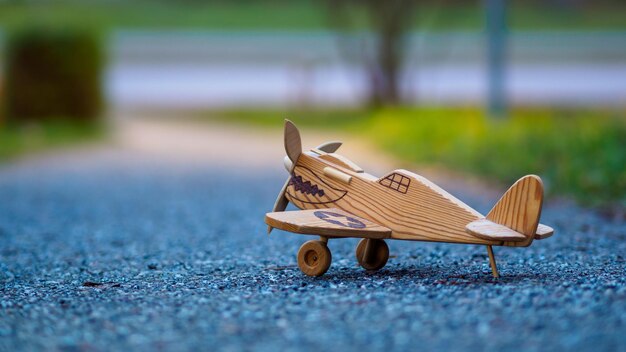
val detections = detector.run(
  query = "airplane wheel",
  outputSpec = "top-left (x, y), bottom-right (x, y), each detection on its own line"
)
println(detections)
top-left (297, 240), bottom-right (332, 277)
top-left (356, 239), bottom-right (389, 271)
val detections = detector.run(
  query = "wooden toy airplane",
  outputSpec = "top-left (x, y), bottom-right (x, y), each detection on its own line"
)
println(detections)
top-left (265, 120), bottom-right (554, 277)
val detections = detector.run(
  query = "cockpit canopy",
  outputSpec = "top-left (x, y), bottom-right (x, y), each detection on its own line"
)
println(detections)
top-left (379, 172), bottom-right (411, 194)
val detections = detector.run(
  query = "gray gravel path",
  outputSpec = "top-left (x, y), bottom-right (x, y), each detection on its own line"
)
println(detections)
top-left (0, 159), bottom-right (624, 351)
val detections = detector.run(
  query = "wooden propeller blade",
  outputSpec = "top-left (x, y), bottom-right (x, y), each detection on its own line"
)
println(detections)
top-left (268, 177), bottom-right (291, 234)
top-left (284, 120), bottom-right (302, 164)
top-left (316, 141), bottom-right (342, 153)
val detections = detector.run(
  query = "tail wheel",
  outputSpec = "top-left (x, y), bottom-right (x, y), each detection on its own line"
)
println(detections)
top-left (297, 240), bottom-right (332, 277)
top-left (356, 239), bottom-right (389, 271)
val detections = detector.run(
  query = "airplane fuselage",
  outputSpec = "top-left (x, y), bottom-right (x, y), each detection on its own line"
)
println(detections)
top-left (285, 152), bottom-right (504, 246)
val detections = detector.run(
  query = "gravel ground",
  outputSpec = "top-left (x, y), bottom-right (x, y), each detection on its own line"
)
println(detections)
top-left (0, 159), bottom-right (624, 351)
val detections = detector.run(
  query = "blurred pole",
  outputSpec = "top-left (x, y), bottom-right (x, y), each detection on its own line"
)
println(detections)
top-left (485, 0), bottom-right (507, 118)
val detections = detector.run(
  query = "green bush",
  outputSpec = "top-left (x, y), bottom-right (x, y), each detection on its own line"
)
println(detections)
top-left (0, 120), bottom-right (102, 161)
top-left (3, 27), bottom-right (103, 124)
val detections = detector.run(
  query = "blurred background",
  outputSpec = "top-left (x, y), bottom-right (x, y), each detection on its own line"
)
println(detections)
top-left (0, 0), bottom-right (624, 210)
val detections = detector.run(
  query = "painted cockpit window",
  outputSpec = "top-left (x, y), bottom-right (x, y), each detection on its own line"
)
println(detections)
top-left (379, 173), bottom-right (410, 194)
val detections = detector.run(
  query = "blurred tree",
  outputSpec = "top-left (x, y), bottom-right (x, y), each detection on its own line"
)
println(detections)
top-left (4, 27), bottom-right (103, 124)
top-left (325, 0), bottom-right (417, 107)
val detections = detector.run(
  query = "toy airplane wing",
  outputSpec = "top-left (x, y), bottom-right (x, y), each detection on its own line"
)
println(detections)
top-left (265, 208), bottom-right (392, 239)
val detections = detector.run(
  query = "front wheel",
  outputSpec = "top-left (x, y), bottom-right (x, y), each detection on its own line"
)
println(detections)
top-left (297, 240), bottom-right (332, 276)
top-left (355, 239), bottom-right (389, 271)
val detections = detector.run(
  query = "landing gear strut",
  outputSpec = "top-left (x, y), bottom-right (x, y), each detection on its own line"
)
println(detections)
top-left (486, 245), bottom-right (499, 278)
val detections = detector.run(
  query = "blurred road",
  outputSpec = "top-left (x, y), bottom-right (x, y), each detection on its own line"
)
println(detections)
top-left (1, 119), bottom-right (625, 351)
top-left (107, 31), bottom-right (626, 108)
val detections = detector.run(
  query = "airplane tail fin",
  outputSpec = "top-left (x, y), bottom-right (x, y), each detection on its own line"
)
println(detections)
top-left (466, 175), bottom-right (553, 277)
top-left (486, 175), bottom-right (544, 239)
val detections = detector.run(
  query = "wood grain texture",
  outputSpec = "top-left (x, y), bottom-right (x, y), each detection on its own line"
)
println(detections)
top-left (323, 167), bottom-right (352, 184)
top-left (465, 219), bottom-right (526, 242)
top-left (284, 153), bottom-right (503, 245)
top-left (284, 120), bottom-right (301, 163)
top-left (265, 208), bottom-right (392, 239)
top-left (319, 153), bottom-right (364, 172)
top-left (487, 175), bottom-right (543, 236)
top-left (271, 121), bottom-right (553, 248)
top-left (534, 223), bottom-right (554, 240)
top-left (486, 245), bottom-right (500, 278)
top-left (297, 240), bottom-right (332, 276)
top-left (356, 239), bottom-right (389, 271)
top-left (487, 175), bottom-right (544, 247)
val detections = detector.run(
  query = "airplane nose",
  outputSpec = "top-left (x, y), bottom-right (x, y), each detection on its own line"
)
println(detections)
top-left (284, 156), bottom-right (293, 173)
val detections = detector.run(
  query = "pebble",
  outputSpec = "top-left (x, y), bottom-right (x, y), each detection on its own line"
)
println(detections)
top-left (0, 164), bottom-right (624, 351)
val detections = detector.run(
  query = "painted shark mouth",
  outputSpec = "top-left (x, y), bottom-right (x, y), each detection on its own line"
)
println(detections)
top-left (290, 174), bottom-right (325, 197)
top-left (286, 165), bottom-right (347, 205)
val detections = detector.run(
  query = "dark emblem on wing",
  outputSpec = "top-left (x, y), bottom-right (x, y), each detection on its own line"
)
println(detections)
top-left (314, 211), bottom-right (366, 229)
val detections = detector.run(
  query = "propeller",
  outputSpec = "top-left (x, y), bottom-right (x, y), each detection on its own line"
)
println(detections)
top-left (267, 120), bottom-right (342, 234)
top-left (316, 141), bottom-right (342, 153)
top-left (284, 120), bottom-right (302, 166)
top-left (268, 120), bottom-right (302, 233)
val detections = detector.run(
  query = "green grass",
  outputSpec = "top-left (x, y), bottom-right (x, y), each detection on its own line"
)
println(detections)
top-left (214, 107), bottom-right (626, 208)
top-left (0, 1), bottom-right (624, 31)
top-left (0, 120), bottom-right (103, 161)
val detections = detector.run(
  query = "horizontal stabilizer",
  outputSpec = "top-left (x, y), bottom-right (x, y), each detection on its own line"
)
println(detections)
top-left (465, 219), bottom-right (527, 242)
top-left (534, 224), bottom-right (554, 240)
top-left (466, 219), bottom-right (554, 242)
